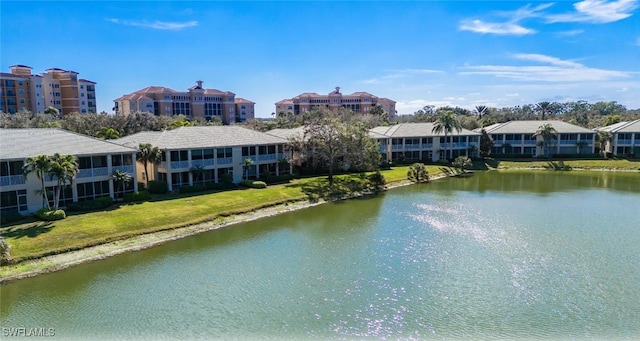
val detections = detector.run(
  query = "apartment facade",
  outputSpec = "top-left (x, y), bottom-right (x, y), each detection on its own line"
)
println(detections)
top-left (114, 81), bottom-right (255, 124)
top-left (481, 120), bottom-right (596, 157)
top-left (275, 87), bottom-right (396, 118)
top-left (371, 123), bottom-right (481, 162)
top-left (595, 119), bottom-right (640, 156)
top-left (0, 129), bottom-right (138, 215)
top-left (113, 126), bottom-right (290, 192)
top-left (0, 65), bottom-right (97, 115)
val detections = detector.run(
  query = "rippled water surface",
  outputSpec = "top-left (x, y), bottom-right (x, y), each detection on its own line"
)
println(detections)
top-left (1, 171), bottom-right (639, 340)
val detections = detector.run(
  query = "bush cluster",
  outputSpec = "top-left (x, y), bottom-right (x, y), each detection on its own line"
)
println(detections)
top-left (35, 208), bottom-right (66, 221)
top-left (179, 185), bottom-right (204, 193)
top-left (148, 181), bottom-right (168, 194)
top-left (240, 180), bottom-right (267, 189)
top-left (0, 237), bottom-right (13, 265)
top-left (123, 191), bottom-right (151, 203)
top-left (67, 197), bottom-right (114, 212)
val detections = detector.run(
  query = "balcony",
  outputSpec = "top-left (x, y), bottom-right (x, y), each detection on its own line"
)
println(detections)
top-left (617, 139), bottom-right (633, 145)
top-left (77, 167), bottom-right (109, 178)
top-left (0, 175), bottom-right (26, 187)
top-left (258, 154), bottom-right (277, 162)
top-left (559, 140), bottom-right (578, 145)
top-left (192, 159), bottom-right (215, 168)
top-left (217, 157), bottom-right (233, 165)
top-left (113, 165), bottom-right (134, 174)
top-left (391, 145), bottom-right (404, 151)
top-left (170, 161), bottom-right (190, 169)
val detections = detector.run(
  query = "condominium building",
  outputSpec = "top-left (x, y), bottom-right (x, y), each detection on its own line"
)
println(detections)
top-left (0, 65), bottom-right (97, 115)
top-left (371, 123), bottom-right (481, 162)
top-left (480, 120), bottom-right (596, 157)
top-left (595, 119), bottom-right (640, 156)
top-left (275, 87), bottom-right (396, 118)
top-left (114, 81), bottom-right (255, 124)
top-left (0, 128), bottom-right (137, 214)
top-left (113, 126), bottom-right (290, 191)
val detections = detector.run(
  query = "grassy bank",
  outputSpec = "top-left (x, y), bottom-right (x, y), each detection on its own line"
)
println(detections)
top-left (0, 165), bottom-right (439, 267)
top-left (481, 158), bottom-right (640, 171)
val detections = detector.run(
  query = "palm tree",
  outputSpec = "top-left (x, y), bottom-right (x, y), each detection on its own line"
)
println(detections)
top-left (597, 131), bottom-right (612, 155)
top-left (432, 110), bottom-right (463, 161)
top-left (190, 165), bottom-right (205, 185)
top-left (576, 140), bottom-right (588, 155)
top-left (112, 169), bottom-right (132, 199)
top-left (474, 105), bottom-right (488, 119)
top-left (533, 123), bottom-right (557, 157)
top-left (23, 154), bottom-right (53, 209)
top-left (138, 143), bottom-right (162, 188)
top-left (242, 158), bottom-right (254, 180)
top-left (96, 127), bottom-right (120, 140)
top-left (48, 153), bottom-right (79, 210)
top-left (536, 101), bottom-right (552, 121)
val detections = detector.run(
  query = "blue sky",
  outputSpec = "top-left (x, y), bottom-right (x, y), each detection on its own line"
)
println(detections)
top-left (2, 1), bottom-right (639, 117)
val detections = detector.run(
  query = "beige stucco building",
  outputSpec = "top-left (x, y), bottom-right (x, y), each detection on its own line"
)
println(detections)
top-left (275, 87), bottom-right (396, 118)
top-left (0, 65), bottom-right (97, 115)
top-left (114, 81), bottom-right (255, 124)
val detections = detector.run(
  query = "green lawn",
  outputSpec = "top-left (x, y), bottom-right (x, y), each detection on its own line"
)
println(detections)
top-left (0, 165), bottom-right (444, 263)
top-left (480, 158), bottom-right (640, 171)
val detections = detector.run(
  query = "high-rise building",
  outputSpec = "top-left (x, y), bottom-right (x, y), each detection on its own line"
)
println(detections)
top-left (0, 65), bottom-right (97, 115)
top-left (114, 81), bottom-right (255, 124)
top-left (275, 87), bottom-right (396, 118)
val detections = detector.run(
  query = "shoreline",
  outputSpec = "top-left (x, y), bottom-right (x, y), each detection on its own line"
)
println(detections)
top-left (0, 179), bottom-right (419, 284)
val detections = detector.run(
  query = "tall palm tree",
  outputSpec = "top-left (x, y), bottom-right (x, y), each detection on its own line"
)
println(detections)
top-left (138, 143), bottom-right (162, 188)
top-left (596, 131), bottom-right (612, 155)
top-left (536, 101), bottom-right (552, 121)
top-left (23, 154), bottom-right (53, 209)
top-left (48, 153), bottom-right (79, 210)
top-left (242, 158), bottom-right (254, 180)
top-left (432, 110), bottom-right (463, 161)
top-left (112, 169), bottom-right (132, 199)
top-left (474, 105), bottom-right (488, 119)
top-left (533, 123), bottom-right (557, 157)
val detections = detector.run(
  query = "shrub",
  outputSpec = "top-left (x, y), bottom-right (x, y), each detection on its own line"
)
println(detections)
top-left (366, 171), bottom-right (386, 193)
top-left (148, 180), bottom-right (168, 194)
top-left (219, 174), bottom-right (234, 184)
top-left (240, 180), bottom-right (267, 189)
top-left (407, 163), bottom-right (429, 183)
top-left (0, 237), bottom-right (13, 265)
top-left (67, 197), bottom-right (114, 212)
top-left (123, 191), bottom-right (151, 203)
top-left (0, 210), bottom-right (23, 226)
top-left (179, 185), bottom-right (204, 193)
top-left (35, 208), bottom-right (66, 221)
top-left (204, 182), bottom-right (236, 191)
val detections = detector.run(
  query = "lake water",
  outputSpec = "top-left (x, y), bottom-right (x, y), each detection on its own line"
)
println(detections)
top-left (1, 171), bottom-right (639, 340)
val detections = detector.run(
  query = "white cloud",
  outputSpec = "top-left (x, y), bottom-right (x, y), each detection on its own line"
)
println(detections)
top-left (360, 69), bottom-right (443, 85)
top-left (459, 3), bottom-right (552, 35)
top-left (555, 29), bottom-right (585, 37)
top-left (546, 0), bottom-right (638, 23)
top-left (107, 18), bottom-right (198, 30)
top-left (459, 20), bottom-right (535, 35)
top-left (459, 53), bottom-right (631, 82)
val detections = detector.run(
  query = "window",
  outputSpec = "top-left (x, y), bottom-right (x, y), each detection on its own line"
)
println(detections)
top-left (19, 89), bottom-right (24, 94)
top-left (81, 93), bottom-right (85, 97)
top-left (20, 98), bottom-right (25, 103)
top-left (217, 148), bottom-right (232, 159)
top-left (77, 180), bottom-right (110, 201)
top-left (80, 85), bottom-right (84, 89)
top-left (170, 150), bottom-right (189, 162)
top-left (1, 189), bottom-right (27, 212)
top-left (242, 146), bottom-right (256, 156)
top-left (112, 154), bottom-right (133, 166)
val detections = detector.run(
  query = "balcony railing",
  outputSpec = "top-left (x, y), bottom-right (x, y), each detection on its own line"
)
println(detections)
top-left (617, 139), bottom-right (633, 145)
top-left (559, 140), bottom-right (578, 145)
top-left (77, 167), bottom-right (109, 178)
top-left (258, 154), bottom-right (277, 162)
top-left (113, 165), bottom-right (134, 174)
top-left (217, 157), bottom-right (233, 165)
top-left (191, 159), bottom-right (215, 168)
top-left (0, 175), bottom-right (26, 186)
top-left (170, 161), bottom-right (190, 169)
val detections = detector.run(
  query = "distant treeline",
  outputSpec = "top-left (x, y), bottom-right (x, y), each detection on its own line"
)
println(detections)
top-left (1, 100), bottom-right (638, 138)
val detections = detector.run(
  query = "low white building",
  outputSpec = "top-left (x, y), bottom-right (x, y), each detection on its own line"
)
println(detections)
top-left (114, 126), bottom-right (291, 191)
top-left (595, 119), bottom-right (640, 157)
top-left (371, 123), bottom-right (481, 162)
top-left (0, 129), bottom-right (138, 214)
top-left (480, 120), bottom-right (596, 157)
